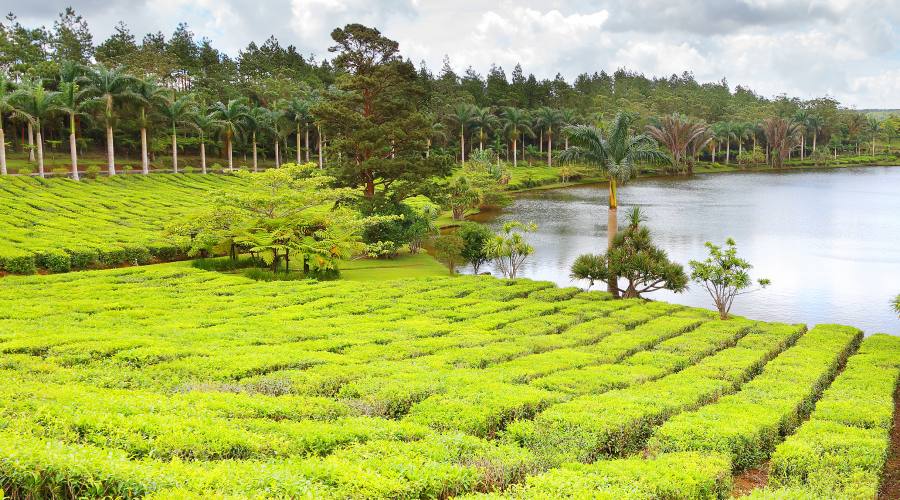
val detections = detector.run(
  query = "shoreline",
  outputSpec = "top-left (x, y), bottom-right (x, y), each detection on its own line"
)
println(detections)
top-left (442, 161), bottom-right (900, 228)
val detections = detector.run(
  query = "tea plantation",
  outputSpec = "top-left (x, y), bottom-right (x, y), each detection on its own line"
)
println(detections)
top-left (1, 263), bottom-right (897, 498)
top-left (0, 175), bottom-right (247, 274)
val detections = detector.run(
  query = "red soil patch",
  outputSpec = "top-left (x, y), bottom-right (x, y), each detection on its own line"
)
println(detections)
top-left (878, 385), bottom-right (900, 500)
top-left (731, 461), bottom-right (769, 497)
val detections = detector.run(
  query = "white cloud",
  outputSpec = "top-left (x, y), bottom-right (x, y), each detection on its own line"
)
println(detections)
top-left (8, 0), bottom-right (900, 108)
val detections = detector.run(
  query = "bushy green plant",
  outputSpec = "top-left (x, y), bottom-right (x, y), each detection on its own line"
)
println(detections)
top-left (485, 221), bottom-right (536, 279)
top-left (434, 234), bottom-right (465, 274)
top-left (457, 222), bottom-right (492, 274)
top-left (690, 238), bottom-right (770, 319)
top-left (571, 208), bottom-right (687, 298)
top-left (85, 165), bottom-right (101, 178)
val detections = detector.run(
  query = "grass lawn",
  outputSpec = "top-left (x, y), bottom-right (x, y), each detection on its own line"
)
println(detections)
top-left (338, 252), bottom-right (450, 281)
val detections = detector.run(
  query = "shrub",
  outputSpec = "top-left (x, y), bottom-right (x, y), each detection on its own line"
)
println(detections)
top-left (17, 165), bottom-right (34, 175)
top-left (434, 234), bottom-right (465, 273)
top-left (85, 165), bottom-right (101, 178)
top-left (3, 254), bottom-right (37, 274)
top-left (182, 166), bottom-right (195, 174)
top-left (37, 250), bottom-right (72, 273)
top-left (457, 222), bottom-right (492, 274)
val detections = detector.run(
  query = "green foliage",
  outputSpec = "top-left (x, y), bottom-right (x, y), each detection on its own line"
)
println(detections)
top-left (457, 222), bottom-right (493, 274)
top-left (753, 334), bottom-right (900, 499)
top-left (690, 238), bottom-right (770, 319)
top-left (570, 208), bottom-right (687, 298)
top-left (736, 146), bottom-right (766, 166)
top-left (358, 198), bottom-right (429, 255)
top-left (894, 293), bottom-right (900, 315)
top-left (168, 164), bottom-right (361, 272)
top-left (434, 234), bottom-right (465, 274)
top-left (647, 324), bottom-right (862, 471)
top-left (485, 221), bottom-right (537, 279)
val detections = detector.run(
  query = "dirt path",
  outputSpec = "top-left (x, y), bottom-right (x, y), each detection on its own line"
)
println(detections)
top-left (879, 386), bottom-right (900, 499)
top-left (731, 462), bottom-right (769, 497)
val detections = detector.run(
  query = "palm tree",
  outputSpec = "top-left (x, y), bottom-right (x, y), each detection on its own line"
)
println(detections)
top-left (52, 64), bottom-right (89, 180)
top-left (867, 117), bottom-right (881, 155)
top-left (560, 113), bottom-right (668, 296)
top-left (559, 108), bottom-right (579, 151)
top-left (281, 97), bottom-right (312, 164)
top-left (12, 80), bottom-right (56, 178)
top-left (447, 102), bottom-right (477, 164)
top-left (424, 112), bottom-right (447, 159)
top-left (54, 61), bottom-right (87, 179)
top-left (762, 117), bottom-right (801, 168)
top-left (209, 99), bottom-right (248, 171)
top-left (501, 107), bottom-right (533, 167)
top-left (132, 76), bottom-right (167, 174)
top-left (534, 107), bottom-right (564, 166)
top-left (793, 110), bottom-right (809, 160)
top-left (806, 114), bottom-right (823, 153)
top-left (712, 122), bottom-right (737, 164)
top-left (734, 122), bottom-right (754, 158)
top-left (268, 108), bottom-right (288, 167)
top-left (81, 65), bottom-right (135, 175)
top-left (645, 114), bottom-right (711, 174)
top-left (190, 107), bottom-right (219, 174)
top-left (0, 75), bottom-right (15, 175)
top-left (242, 104), bottom-right (270, 172)
top-left (470, 107), bottom-right (499, 153)
top-left (158, 92), bottom-right (194, 173)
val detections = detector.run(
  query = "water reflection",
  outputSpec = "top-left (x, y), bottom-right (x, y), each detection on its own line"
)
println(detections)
top-left (466, 167), bottom-right (900, 334)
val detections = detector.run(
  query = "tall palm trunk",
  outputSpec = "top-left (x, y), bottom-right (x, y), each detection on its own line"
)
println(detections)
top-left (106, 125), bottom-right (116, 176)
top-left (539, 130), bottom-right (543, 153)
top-left (305, 126), bottom-right (310, 163)
top-left (426, 139), bottom-right (431, 158)
top-left (200, 140), bottom-right (207, 174)
top-left (274, 139), bottom-right (280, 167)
top-left (171, 129), bottom-right (178, 173)
top-left (812, 133), bottom-right (817, 153)
top-left (607, 178), bottom-right (619, 297)
top-left (27, 122), bottom-right (34, 162)
top-left (35, 124), bottom-right (45, 178)
top-left (726, 138), bottom-right (731, 164)
top-left (68, 113), bottom-right (79, 180)
top-left (459, 125), bottom-right (465, 164)
top-left (512, 137), bottom-right (518, 167)
top-left (317, 125), bottom-right (323, 169)
top-left (296, 124), bottom-right (301, 164)
top-left (226, 132), bottom-right (234, 172)
top-left (140, 108), bottom-right (149, 174)
top-left (547, 128), bottom-right (552, 167)
top-left (800, 135), bottom-right (805, 160)
top-left (252, 132), bottom-right (258, 172)
top-left (0, 123), bottom-right (6, 175)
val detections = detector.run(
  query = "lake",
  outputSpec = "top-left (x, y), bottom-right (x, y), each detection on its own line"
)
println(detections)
top-left (469, 166), bottom-right (900, 334)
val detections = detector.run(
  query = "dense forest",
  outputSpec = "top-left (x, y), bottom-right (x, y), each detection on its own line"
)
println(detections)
top-left (0, 8), bottom-right (897, 184)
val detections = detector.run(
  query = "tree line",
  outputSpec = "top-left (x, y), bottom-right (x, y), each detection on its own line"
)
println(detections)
top-left (2, 8), bottom-right (896, 183)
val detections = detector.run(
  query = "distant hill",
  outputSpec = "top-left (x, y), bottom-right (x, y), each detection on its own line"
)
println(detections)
top-left (860, 109), bottom-right (900, 119)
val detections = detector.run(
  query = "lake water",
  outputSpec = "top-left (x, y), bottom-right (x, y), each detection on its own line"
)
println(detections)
top-left (469, 166), bottom-right (900, 335)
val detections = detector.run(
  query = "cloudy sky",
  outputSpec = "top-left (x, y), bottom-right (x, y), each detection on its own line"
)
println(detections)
top-left (7, 0), bottom-right (900, 108)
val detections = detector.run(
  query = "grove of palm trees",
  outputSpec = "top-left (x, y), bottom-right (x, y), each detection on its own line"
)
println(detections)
top-left (1, 6), bottom-right (899, 500)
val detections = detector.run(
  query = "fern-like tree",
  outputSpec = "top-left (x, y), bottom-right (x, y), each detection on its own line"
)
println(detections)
top-left (646, 114), bottom-right (711, 174)
top-left (569, 207), bottom-right (687, 298)
top-left (560, 113), bottom-right (668, 297)
top-left (762, 117), bottom-right (801, 168)
top-left (485, 221), bottom-right (536, 279)
top-left (210, 99), bottom-right (248, 171)
top-left (158, 92), bottom-right (194, 173)
top-left (81, 65), bottom-right (135, 175)
top-left (501, 107), bottom-right (533, 167)
top-left (893, 294), bottom-right (900, 316)
top-left (689, 238), bottom-right (770, 319)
